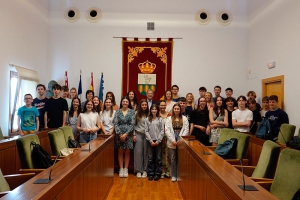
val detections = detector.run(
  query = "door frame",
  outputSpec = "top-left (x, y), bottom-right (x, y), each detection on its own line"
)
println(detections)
top-left (262, 75), bottom-right (284, 109)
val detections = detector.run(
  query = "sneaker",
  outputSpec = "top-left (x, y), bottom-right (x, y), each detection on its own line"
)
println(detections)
top-left (142, 171), bottom-right (147, 178)
top-left (137, 172), bottom-right (141, 178)
top-left (119, 168), bottom-right (124, 178)
top-left (148, 176), bottom-right (154, 181)
top-left (123, 168), bottom-right (128, 178)
top-left (154, 175), bottom-right (160, 181)
top-left (171, 177), bottom-right (177, 182)
top-left (161, 174), bottom-right (164, 179)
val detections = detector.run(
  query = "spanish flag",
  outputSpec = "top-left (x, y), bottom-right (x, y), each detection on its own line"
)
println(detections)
top-left (90, 72), bottom-right (94, 91)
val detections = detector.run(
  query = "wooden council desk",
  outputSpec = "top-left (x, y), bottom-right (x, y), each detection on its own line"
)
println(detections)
top-left (1, 135), bottom-right (114, 200)
top-left (178, 137), bottom-right (278, 200)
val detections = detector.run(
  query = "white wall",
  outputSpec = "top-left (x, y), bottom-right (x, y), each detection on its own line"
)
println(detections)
top-left (248, 0), bottom-right (300, 131)
top-left (48, 11), bottom-right (249, 103)
top-left (0, 0), bottom-right (48, 134)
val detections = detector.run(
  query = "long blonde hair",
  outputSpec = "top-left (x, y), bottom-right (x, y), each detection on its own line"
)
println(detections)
top-left (171, 104), bottom-right (183, 127)
top-left (186, 93), bottom-right (195, 109)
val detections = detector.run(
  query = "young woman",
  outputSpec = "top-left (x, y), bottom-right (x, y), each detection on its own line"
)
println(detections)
top-left (159, 100), bottom-right (172, 178)
top-left (190, 97), bottom-right (211, 146)
top-left (127, 90), bottom-right (138, 111)
top-left (145, 104), bottom-right (164, 181)
top-left (106, 91), bottom-right (119, 111)
top-left (81, 90), bottom-right (94, 110)
top-left (209, 96), bottom-right (228, 146)
top-left (70, 87), bottom-right (77, 99)
top-left (133, 99), bottom-right (149, 178)
top-left (100, 98), bottom-right (116, 135)
top-left (93, 96), bottom-right (103, 114)
top-left (232, 95), bottom-right (253, 132)
top-left (165, 104), bottom-right (189, 182)
top-left (247, 98), bottom-right (262, 134)
top-left (185, 93), bottom-right (195, 112)
top-left (67, 97), bottom-right (82, 137)
top-left (76, 100), bottom-right (101, 143)
top-left (164, 90), bottom-right (175, 113)
top-left (113, 96), bottom-right (135, 178)
top-left (205, 92), bottom-right (214, 110)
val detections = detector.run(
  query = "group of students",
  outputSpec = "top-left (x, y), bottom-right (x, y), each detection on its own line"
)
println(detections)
top-left (17, 83), bottom-right (289, 182)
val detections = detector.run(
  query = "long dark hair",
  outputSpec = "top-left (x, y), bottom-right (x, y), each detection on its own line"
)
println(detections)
top-left (106, 91), bottom-right (116, 106)
top-left (127, 90), bottom-right (138, 107)
top-left (119, 96), bottom-right (132, 109)
top-left (102, 98), bottom-right (114, 117)
top-left (136, 99), bottom-right (149, 122)
top-left (213, 96), bottom-right (225, 116)
top-left (82, 100), bottom-right (95, 113)
top-left (148, 104), bottom-right (159, 122)
top-left (69, 97), bottom-right (82, 117)
top-left (93, 96), bottom-right (102, 114)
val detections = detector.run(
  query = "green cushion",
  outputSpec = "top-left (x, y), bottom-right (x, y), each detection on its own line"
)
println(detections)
top-left (251, 140), bottom-right (280, 178)
top-left (48, 129), bottom-right (66, 156)
top-left (277, 124), bottom-right (296, 144)
top-left (0, 127), bottom-right (3, 140)
top-left (16, 134), bottom-right (40, 169)
top-left (0, 169), bottom-right (10, 192)
top-left (218, 129), bottom-right (250, 159)
top-left (59, 126), bottom-right (75, 142)
top-left (298, 128), bottom-right (300, 138)
top-left (270, 148), bottom-right (300, 200)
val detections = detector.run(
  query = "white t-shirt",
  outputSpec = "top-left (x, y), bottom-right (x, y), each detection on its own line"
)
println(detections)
top-left (100, 110), bottom-right (116, 133)
top-left (79, 112), bottom-right (99, 131)
top-left (232, 109), bottom-right (253, 132)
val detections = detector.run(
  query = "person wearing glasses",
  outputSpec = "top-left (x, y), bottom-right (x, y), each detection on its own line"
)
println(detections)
top-left (18, 94), bottom-right (40, 135)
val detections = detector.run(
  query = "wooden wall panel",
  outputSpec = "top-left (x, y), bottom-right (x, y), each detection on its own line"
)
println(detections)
top-left (206, 176), bottom-right (229, 200)
top-left (56, 172), bottom-right (84, 200)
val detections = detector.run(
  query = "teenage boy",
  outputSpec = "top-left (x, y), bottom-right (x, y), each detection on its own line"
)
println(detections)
top-left (225, 97), bottom-right (236, 129)
top-left (146, 89), bottom-right (158, 109)
top-left (194, 86), bottom-right (207, 105)
top-left (224, 87), bottom-right (238, 109)
top-left (265, 95), bottom-right (289, 138)
top-left (178, 97), bottom-right (191, 124)
top-left (18, 94), bottom-right (39, 135)
top-left (44, 84), bottom-right (68, 128)
top-left (232, 95), bottom-right (253, 132)
top-left (171, 85), bottom-right (180, 102)
top-left (260, 96), bottom-right (269, 117)
top-left (247, 98), bottom-right (262, 134)
top-left (61, 86), bottom-right (72, 110)
top-left (212, 85), bottom-right (224, 102)
top-left (32, 84), bottom-right (47, 129)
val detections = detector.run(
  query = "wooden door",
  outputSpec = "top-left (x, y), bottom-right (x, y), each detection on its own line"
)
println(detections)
top-left (262, 75), bottom-right (284, 109)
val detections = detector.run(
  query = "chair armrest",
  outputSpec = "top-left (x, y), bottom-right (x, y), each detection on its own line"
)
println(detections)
top-left (250, 177), bottom-right (273, 182)
top-left (232, 165), bottom-right (255, 177)
top-left (226, 159), bottom-right (249, 165)
top-left (0, 192), bottom-right (9, 198)
top-left (4, 173), bottom-right (36, 190)
top-left (256, 181), bottom-right (273, 191)
top-left (206, 146), bottom-right (217, 151)
top-left (19, 169), bottom-right (44, 174)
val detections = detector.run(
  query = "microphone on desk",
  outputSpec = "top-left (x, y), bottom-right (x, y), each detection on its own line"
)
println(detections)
top-left (198, 142), bottom-right (211, 155)
top-left (33, 154), bottom-right (60, 184)
top-left (238, 159), bottom-right (258, 191)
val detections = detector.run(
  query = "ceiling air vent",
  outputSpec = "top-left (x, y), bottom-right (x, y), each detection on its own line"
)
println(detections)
top-left (147, 22), bottom-right (155, 31)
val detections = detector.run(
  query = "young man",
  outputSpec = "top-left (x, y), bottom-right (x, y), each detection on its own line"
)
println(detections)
top-left (260, 96), bottom-right (269, 117)
top-left (178, 97), bottom-right (191, 125)
top-left (61, 86), bottom-right (72, 110)
top-left (212, 85), bottom-right (224, 102)
top-left (18, 94), bottom-right (39, 135)
top-left (225, 97), bottom-right (235, 129)
top-left (146, 89), bottom-right (158, 109)
top-left (265, 95), bottom-right (289, 138)
top-left (171, 85), bottom-right (180, 102)
top-left (44, 84), bottom-right (68, 128)
top-left (224, 87), bottom-right (238, 109)
top-left (32, 84), bottom-right (47, 130)
top-left (247, 98), bottom-right (262, 134)
top-left (232, 95), bottom-right (253, 132)
top-left (194, 86), bottom-right (207, 105)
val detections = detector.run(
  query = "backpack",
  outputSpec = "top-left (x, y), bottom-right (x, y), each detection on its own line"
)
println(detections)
top-left (31, 141), bottom-right (53, 169)
top-left (287, 136), bottom-right (300, 150)
top-left (68, 136), bottom-right (81, 148)
top-left (256, 118), bottom-right (273, 140)
top-left (214, 138), bottom-right (238, 159)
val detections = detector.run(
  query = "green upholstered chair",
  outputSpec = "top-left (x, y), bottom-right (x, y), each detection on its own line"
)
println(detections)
top-left (16, 134), bottom-right (40, 169)
top-left (48, 129), bottom-right (67, 156)
top-left (277, 124), bottom-right (296, 144)
top-left (234, 140), bottom-right (280, 179)
top-left (59, 126), bottom-right (75, 141)
top-left (257, 148), bottom-right (300, 200)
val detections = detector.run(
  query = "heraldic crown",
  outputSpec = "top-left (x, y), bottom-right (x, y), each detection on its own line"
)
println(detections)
top-left (138, 60), bottom-right (156, 74)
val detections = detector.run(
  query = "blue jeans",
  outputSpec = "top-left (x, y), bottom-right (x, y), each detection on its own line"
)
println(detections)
top-left (169, 131), bottom-right (179, 178)
top-left (147, 142), bottom-right (162, 177)
top-left (79, 133), bottom-right (97, 143)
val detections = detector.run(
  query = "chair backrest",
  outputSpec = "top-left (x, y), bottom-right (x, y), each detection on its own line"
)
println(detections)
top-left (218, 129), bottom-right (250, 159)
top-left (48, 129), bottom-right (66, 156)
top-left (277, 124), bottom-right (296, 144)
top-left (298, 128), bottom-right (300, 138)
top-left (59, 126), bottom-right (75, 142)
top-left (0, 169), bottom-right (10, 192)
top-left (251, 140), bottom-right (280, 178)
top-left (270, 148), bottom-right (300, 200)
top-left (0, 127), bottom-right (3, 140)
top-left (16, 134), bottom-right (40, 169)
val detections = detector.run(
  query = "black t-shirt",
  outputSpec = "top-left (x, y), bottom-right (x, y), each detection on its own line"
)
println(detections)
top-left (226, 109), bottom-right (234, 129)
top-left (190, 110), bottom-right (210, 145)
top-left (44, 97), bottom-right (68, 128)
top-left (32, 97), bottom-right (47, 129)
top-left (250, 110), bottom-right (262, 134)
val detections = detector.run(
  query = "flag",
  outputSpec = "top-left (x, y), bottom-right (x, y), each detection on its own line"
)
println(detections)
top-left (90, 72), bottom-right (94, 91)
top-left (64, 71), bottom-right (68, 87)
top-left (99, 73), bottom-right (104, 101)
top-left (78, 73), bottom-right (82, 96)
